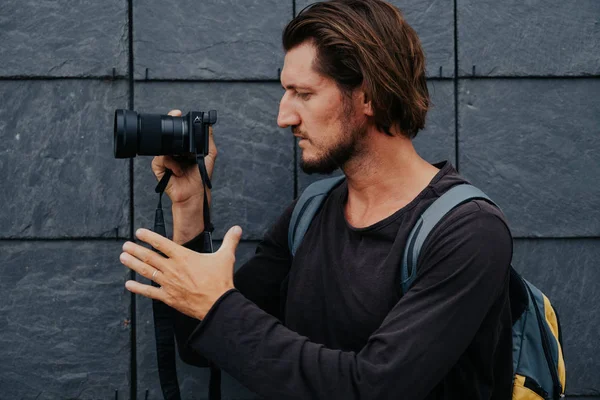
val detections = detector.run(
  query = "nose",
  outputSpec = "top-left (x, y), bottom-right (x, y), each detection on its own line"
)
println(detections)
top-left (277, 91), bottom-right (300, 128)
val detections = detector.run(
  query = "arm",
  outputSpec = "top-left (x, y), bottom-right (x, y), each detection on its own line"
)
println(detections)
top-left (173, 201), bottom-right (295, 366)
top-left (183, 203), bottom-right (513, 399)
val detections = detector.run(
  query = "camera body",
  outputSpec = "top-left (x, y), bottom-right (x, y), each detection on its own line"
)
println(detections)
top-left (114, 109), bottom-right (217, 159)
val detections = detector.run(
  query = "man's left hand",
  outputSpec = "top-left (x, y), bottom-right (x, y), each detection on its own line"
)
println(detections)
top-left (119, 225), bottom-right (242, 320)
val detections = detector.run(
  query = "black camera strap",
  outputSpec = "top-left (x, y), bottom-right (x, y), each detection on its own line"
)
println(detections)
top-left (150, 156), bottom-right (221, 400)
top-left (196, 154), bottom-right (214, 234)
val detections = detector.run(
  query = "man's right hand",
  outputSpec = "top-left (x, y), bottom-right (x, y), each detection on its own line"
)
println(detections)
top-left (151, 109), bottom-right (217, 244)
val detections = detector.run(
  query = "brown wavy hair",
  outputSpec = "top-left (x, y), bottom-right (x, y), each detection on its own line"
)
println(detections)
top-left (282, 0), bottom-right (430, 139)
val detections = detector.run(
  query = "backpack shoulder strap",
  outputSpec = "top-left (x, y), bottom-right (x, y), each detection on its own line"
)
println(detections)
top-left (400, 184), bottom-right (498, 294)
top-left (289, 176), bottom-right (345, 256)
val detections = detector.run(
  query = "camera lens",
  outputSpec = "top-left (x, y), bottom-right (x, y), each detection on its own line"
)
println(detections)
top-left (114, 110), bottom-right (139, 158)
top-left (113, 110), bottom-right (189, 158)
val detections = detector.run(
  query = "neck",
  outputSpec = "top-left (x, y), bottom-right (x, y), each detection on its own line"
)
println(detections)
top-left (341, 130), bottom-right (440, 226)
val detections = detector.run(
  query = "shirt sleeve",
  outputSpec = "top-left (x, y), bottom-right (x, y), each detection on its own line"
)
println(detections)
top-left (173, 200), bottom-right (296, 366)
top-left (183, 201), bottom-right (513, 399)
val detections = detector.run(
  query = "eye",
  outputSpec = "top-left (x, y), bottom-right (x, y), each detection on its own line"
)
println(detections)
top-left (297, 92), bottom-right (312, 100)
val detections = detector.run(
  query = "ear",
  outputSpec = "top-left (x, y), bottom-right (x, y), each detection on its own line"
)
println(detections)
top-left (360, 91), bottom-right (374, 117)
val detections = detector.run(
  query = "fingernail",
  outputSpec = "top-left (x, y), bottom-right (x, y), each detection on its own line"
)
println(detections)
top-left (233, 226), bottom-right (242, 235)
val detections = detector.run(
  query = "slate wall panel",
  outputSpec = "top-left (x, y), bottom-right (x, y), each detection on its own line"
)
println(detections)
top-left (297, 80), bottom-right (456, 193)
top-left (513, 238), bottom-right (600, 395)
top-left (459, 79), bottom-right (600, 237)
top-left (457, 0), bottom-right (600, 77)
top-left (133, 82), bottom-right (293, 241)
top-left (0, 80), bottom-right (130, 239)
top-left (0, 0), bottom-right (129, 77)
top-left (295, 0), bottom-right (455, 78)
top-left (134, 0), bottom-right (292, 80)
top-left (565, 397), bottom-right (600, 400)
top-left (0, 241), bottom-right (131, 399)
top-left (137, 242), bottom-right (259, 399)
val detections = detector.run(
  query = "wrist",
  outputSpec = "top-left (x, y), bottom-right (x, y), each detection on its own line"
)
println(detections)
top-left (172, 201), bottom-right (204, 245)
top-left (197, 287), bottom-right (237, 320)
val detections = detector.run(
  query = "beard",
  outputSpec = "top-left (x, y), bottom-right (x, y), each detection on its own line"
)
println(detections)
top-left (299, 114), bottom-right (368, 175)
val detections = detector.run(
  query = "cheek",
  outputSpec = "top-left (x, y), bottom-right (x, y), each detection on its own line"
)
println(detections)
top-left (304, 107), bottom-right (340, 139)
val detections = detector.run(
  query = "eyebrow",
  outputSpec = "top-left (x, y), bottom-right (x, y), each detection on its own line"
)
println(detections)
top-left (281, 83), bottom-right (312, 91)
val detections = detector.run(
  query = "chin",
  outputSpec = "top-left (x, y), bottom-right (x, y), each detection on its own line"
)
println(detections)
top-left (300, 154), bottom-right (339, 175)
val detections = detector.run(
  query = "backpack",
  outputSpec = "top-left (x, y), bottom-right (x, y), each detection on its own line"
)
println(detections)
top-left (288, 176), bottom-right (566, 400)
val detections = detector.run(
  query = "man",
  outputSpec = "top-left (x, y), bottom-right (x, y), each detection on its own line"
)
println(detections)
top-left (120, 1), bottom-right (514, 398)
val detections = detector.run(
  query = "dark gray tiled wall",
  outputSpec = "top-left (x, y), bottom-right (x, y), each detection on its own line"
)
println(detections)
top-left (513, 239), bottom-right (600, 395)
top-left (0, 0), bottom-right (129, 77)
top-left (459, 79), bottom-right (600, 238)
top-left (0, 80), bottom-right (130, 239)
top-left (565, 397), bottom-right (600, 400)
top-left (0, 241), bottom-right (131, 399)
top-left (295, 0), bottom-right (455, 78)
top-left (134, 0), bottom-right (293, 80)
top-left (458, 0), bottom-right (600, 77)
top-left (133, 82), bottom-right (294, 241)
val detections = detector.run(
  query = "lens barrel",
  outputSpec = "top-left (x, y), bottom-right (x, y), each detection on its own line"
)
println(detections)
top-left (114, 110), bottom-right (138, 158)
top-left (113, 110), bottom-right (190, 158)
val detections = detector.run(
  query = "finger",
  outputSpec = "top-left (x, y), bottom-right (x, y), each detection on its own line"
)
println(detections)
top-left (151, 156), bottom-right (166, 180)
top-left (151, 155), bottom-right (185, 181)
top-left (168, 109), bottom-right (182, 117)
top-left (122, 240), bottom-right (169, 271)
top-left (125, 280), bottom-right (167, 301)
top-left (135, 228), bottom-right (180, 259)
top-left (218, 226), bottom-right (242, 256)
top-left (207, 125), bottom-right (217, 179)
top-left (162, 155), bottom-right (184, 177)
top-left (120, 253), bottom-right (164, 286)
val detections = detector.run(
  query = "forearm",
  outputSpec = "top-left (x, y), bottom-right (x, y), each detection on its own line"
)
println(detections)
top-left (187, 290), bottom-right (373, 400)
top-left (186, 288), bottom-right (472, 400)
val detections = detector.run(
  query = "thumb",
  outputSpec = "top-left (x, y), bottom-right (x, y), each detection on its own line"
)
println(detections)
top-left (219, 226), bottom-right (242, 255)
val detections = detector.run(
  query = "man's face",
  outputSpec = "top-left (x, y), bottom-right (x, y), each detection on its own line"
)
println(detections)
top-left (277, 41), bottom-right (367, 174)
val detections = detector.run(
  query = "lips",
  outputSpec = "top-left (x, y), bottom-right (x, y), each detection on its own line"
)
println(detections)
top-left (292, 127), bottom-right (307, 140)
top-left (293, 130), bottom-right (307, 139)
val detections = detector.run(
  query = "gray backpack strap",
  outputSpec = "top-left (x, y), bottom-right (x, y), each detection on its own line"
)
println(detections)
top-left (289, 176), bottom-right (345, 256)
top-left (400, 184), bottom-right (498, 294)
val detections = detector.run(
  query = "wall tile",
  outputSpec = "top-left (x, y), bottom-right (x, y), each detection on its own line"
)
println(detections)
top-left (459, 79), bottom-right (600, 237)
top-left (0, 0), bottom-right (128, 77)
top-left (0, 80), bottom-right (130, 238)
top-left (0, 241), bottom-right (131, 399)
top-left (134, 0), bottom-right (292, 80)
top-left (458, 0), bottom-right (600, 76)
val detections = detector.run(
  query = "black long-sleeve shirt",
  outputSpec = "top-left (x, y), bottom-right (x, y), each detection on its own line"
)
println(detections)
top-left (178, 161), bottom-right (514, 399)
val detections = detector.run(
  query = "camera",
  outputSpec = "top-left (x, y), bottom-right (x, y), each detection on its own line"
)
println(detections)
top-left (113, 109), bottom-right (217, 158)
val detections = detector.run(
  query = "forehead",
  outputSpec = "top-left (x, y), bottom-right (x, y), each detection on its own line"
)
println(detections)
top-left (280, 41), bottom-right (327, 89)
